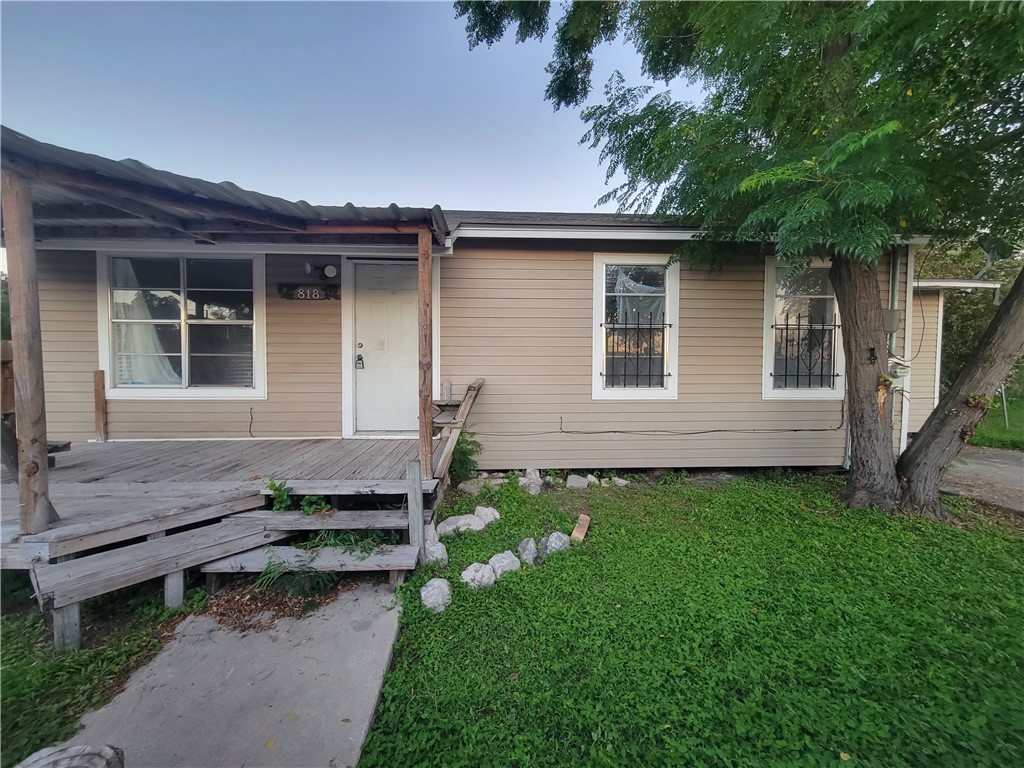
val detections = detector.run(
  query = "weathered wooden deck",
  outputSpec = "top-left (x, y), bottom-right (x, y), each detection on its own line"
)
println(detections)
top-left (0, 438), bottom-right (441, 569)
top-left (33, 437), bottom-right (430, 483)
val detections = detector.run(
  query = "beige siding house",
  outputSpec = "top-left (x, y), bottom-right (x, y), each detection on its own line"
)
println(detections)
top-left (35, 230), bottom-right (921, 471)
top-left (9, 128), bottom-right (936, 472)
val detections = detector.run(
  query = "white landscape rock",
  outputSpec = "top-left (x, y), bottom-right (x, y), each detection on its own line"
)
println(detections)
top-left (517, 537), bottom-right (538, 566)
top-left (613, 477), bottom-right (630, 487)
top-left (424, 540), bottom-right (448, 567)
top-left (488, 550), bottom-right (521, 579)
top-left (420, 578), bottom-right (452, 613)
top-left (539, 531), bottom-right (571, 561)
top-left (461, 562), bottom-right (496, 589)
top-left (474, 506), bottom-right (501, 526)
top-left (586, 474), bottom-right (599, 486)
top-left (436, 514), bottom-right (486, 537)
top-left (519, 468), bottom-right (543, 496)
top-left (565, 474), bottom-right (590, 490)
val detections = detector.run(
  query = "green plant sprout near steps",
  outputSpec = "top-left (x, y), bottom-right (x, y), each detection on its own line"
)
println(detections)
top-left (251, 529), bottom-right (403, 598)
top-left (266, 478), bottom-right (293, 511)
top-left (449, 428), bottom-right (482, 486)
top-left (299, 495), bottom-right (330, 516)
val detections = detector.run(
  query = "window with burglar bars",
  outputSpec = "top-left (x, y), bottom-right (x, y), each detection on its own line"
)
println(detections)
top-left (768, 263), bottom-right (842, 393)
top-left (772, 311), bottom-right (839, 388)
top-left (601, 264), bottom-right (671, 388)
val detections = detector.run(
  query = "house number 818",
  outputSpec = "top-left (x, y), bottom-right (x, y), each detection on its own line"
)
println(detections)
top-left (295, 288), bottom-right (321, 299)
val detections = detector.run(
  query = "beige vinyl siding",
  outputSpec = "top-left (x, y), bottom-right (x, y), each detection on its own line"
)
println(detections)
top-left (440, 247), bottom-right (902, 470)
top-left (38, 251), bottom-right (99, 441)
top-left (908, 290), bottom-right (941, 433)
top-left (36, 251), bottom-right (343, 439)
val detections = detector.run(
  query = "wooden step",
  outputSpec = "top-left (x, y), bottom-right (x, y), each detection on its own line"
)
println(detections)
top-left (201, 544), bottom-right (420, 573)
top-left (432, 399), bottom-right (462, 410)
top-left (259, 479), bottom-right (439, 496)
top-left (19, 491), bottom-right (267, 559)
top-left (32, 523), bottom-right (291, 609)
top-left (226, 509), bottom-right (409, 531)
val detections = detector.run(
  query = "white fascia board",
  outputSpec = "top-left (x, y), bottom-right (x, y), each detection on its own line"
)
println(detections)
top-left (914, 279), bottom-right (1002, 290)
top-left (448, 225), bottom-right (699, 246)
top-left (446, 226), bottom-right (931, 248)
top-left (36, 239), bottom-right (451, 257)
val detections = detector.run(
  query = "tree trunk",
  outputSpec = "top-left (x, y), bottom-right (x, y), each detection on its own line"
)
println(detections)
top-left (830, 256), bottom-right (899, 510)
top-left (897, 266), bottom-right (1024, 517)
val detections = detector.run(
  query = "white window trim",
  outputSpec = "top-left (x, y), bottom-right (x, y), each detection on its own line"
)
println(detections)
top-left (97, 252), bottom-right (268, 400)
top-left (762, 257), bottom-right (845, 400)
top-left (592, 253), bottom-right (679, 401)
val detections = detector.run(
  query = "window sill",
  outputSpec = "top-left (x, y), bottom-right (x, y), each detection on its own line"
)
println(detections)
top-left (761, 388), bottom-right (843, 401)
top-left (106, 387), bottom-right (267, 401)
top-left (592, 386), bottom-right (678, 401)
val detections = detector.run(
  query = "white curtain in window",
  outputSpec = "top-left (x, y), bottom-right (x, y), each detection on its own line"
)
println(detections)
top-left (614, 268), bottom-right (665, 320)
top-left (115, 262), bottom-right (180, 386)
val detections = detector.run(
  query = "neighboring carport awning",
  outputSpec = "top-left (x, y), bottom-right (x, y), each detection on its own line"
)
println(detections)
top-left (914, 279), bottom-right (1003, 291)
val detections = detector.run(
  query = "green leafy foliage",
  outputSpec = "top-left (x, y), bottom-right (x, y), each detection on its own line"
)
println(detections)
top-left (266, 478), bottom-right (293, 511)
top-left (918, 245), bottom-right (1024, 397)
top-left (360, 476), bottom-right (1024, 767)
top-left (449, 428), bottom-right (483, 486)
top-left (294, 528), bottom-right (401, 555)
top-left (299, 495), bottom-right (330, 516)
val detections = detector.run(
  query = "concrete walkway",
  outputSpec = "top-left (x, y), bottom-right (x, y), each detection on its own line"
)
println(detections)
top-left (62, 580), bottom-right (399, 768)
top-left (941, 445), bottom-right (1024, 515)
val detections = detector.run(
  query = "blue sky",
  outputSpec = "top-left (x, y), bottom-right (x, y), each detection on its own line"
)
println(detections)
top-left (1, 1), bottom-right (697, 212)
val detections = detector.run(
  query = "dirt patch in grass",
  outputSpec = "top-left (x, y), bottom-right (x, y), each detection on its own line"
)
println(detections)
top-left (201, 576), bottom-right (365, 633)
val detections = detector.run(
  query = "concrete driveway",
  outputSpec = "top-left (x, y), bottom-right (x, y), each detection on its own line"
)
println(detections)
top-left (941, 445), bottom-right (1024, 515)
top-left (61, 580), bottom-right (398, 768)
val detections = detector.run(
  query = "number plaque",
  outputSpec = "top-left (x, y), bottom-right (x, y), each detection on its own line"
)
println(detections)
top-left (277, 284), bottom-right (340, 301)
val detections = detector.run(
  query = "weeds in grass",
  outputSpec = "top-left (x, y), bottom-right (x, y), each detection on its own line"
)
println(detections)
top-left (657, 468), bottom-right (689, 485)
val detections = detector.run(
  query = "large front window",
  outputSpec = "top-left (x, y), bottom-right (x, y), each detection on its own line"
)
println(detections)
top-left (763, 260), bottom-right (844, 399)
top-left (104, 254), bottom-right (265, 397)
top-left (592, 254), bottom-right (678, 400)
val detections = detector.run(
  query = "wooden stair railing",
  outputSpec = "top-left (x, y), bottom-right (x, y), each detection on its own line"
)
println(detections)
top-left (433, 378), bottom-right (484, 481)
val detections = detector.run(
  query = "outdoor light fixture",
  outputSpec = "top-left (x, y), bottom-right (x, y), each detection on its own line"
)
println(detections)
top-left (304, 262), bottom-right (339, 280)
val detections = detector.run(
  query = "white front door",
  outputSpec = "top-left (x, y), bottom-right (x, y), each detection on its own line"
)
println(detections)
top-left (353, 262), bottom-right (418, 433)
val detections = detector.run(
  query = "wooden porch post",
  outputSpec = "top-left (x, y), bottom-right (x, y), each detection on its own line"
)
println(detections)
top-left (1, 169), bottom-right (52, 535)
top-left (417, 226), bottom-right (433, 478)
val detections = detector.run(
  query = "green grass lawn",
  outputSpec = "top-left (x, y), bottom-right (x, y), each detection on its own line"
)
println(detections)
top-left (360, 474), bottom-right (1024, 768)
top-left (0, 580), bottom-right (204, 768)
top-left (971, 396), bottom-right (1024, 451)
